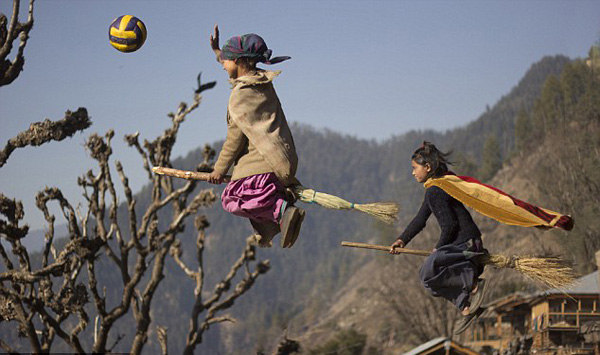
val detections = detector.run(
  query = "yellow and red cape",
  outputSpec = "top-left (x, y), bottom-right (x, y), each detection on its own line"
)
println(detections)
top-left (424, 173), bottom-right (573, 231)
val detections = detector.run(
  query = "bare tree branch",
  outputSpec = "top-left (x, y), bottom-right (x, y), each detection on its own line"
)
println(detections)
top-left (183, 234), bottom-right (271, 355)
top-left (157, 326), bottom-right (168, 355)
top-left (0, 338), bottom-right (17, 353)
top-left (0, 108), bottom-right (91, 167)
top-left (372, 258), bottom-right (459, 346)
top-left (0, 0), bottom-right (35, 87)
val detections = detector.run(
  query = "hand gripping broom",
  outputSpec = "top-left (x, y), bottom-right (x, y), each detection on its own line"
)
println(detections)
top-left (151, 167), bottom-right (400, 224)
top-left (341, 241), bottom-right (577, 290)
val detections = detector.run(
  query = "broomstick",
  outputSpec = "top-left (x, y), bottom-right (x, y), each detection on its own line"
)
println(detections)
top-left (341, 241), bottom-right (577, 290)
top-left (151, 167), bottom-right (400, 224)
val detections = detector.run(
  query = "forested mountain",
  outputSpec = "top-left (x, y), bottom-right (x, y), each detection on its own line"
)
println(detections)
top-left (4, 53), bottom-right (597, 354)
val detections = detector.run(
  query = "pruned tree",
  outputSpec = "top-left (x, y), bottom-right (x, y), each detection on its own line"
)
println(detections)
top-left (1, 89), bottom-right (270, 354)
top-left (0, 26), bottom-right (269, 352)
top-left (0, 0), bottom-right (34, 87)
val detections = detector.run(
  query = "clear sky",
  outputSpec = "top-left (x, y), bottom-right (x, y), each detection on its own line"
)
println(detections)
top-left (1, 0), bottom-right (599, 231)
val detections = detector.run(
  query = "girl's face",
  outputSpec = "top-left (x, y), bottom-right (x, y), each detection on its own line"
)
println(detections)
top-left (411, 160), bottom-right (431, 183)
top-left (222, 59), bottom-right (239, 79)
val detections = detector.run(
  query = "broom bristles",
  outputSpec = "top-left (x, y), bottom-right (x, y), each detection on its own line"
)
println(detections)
top-left (294, 186), bottom-right (399, 224)
top-left (481, 254), bottom-right (577, 290)
top-left (354, 202), bottom-right (400, 225)
top-left (295, 187), bottom-right (351, 210)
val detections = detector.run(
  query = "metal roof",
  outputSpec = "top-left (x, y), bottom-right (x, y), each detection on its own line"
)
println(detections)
top-left (402, 337), bottom-right (448, 355)
top-left (402, 337), bottom-right (481, 355)
top-left (544, 270), bottom-right (599, 295)
top-left (486, 291), bottom-right (535, 312)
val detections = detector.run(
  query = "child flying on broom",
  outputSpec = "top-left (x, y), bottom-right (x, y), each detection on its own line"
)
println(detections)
top-left (206, 25), bottom-right (304, 249)
top-left (389, 141), bottom-right (573, 335)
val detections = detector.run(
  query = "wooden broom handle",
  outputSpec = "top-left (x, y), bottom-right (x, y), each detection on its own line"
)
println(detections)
top-left (152, 166), bottom-right (231, 182)
top-left (341, 241), bottom-right (431, 257)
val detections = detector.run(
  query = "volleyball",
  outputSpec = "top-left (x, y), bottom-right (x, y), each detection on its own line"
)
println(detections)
top-left (108, 15), bottom-right (147, 53)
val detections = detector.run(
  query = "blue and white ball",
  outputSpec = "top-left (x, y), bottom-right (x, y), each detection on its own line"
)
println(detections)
top-left (108, 15), bottom-right (147, 53)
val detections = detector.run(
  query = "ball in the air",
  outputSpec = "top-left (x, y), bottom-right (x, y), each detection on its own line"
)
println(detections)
top-left (108, 15), bottom-right (147, 53)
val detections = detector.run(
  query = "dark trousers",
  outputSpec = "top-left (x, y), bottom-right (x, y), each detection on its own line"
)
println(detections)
top-left (419, 239), bottom-right (485, 311)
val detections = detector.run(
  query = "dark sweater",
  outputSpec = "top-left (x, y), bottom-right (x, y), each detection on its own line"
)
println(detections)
top-left (398, 186), bottom-right (481, 249)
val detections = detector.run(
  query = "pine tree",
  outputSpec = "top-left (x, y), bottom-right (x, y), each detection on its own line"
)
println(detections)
top-left (539, 75), bottom-right (565, 126)
top-left (586, 44), bottom-right (600, 75)
top-left (479, 135), bottom-right (502, 182)
top-left (514, 109), bottom-right (531, 152)
top-left (453, 152), bottom-right (478, 177)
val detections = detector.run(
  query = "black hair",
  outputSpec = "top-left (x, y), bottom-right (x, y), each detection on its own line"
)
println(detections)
top-left (411, 141), bottom-right (453, 179)
top-left (234, 56), bottom-right (258, 69)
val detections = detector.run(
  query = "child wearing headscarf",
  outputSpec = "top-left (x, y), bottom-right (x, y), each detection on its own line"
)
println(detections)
top-left (207, 25), bottom-right (304, 249)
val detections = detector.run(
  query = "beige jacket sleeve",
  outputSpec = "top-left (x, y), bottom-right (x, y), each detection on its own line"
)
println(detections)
top-left (213, 116), bottom-right (247, 175)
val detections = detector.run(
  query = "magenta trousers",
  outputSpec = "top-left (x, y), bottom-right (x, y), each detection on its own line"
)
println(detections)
top-left (221, 172), bottom-right (286, 223)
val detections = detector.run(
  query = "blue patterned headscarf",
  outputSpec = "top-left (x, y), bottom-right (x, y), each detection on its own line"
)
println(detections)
top-left (220, 34), bottom-right (291, 65)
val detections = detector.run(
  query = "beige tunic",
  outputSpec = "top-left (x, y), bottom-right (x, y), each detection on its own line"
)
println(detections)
top-left (213, 70), bottom-right (299, 186)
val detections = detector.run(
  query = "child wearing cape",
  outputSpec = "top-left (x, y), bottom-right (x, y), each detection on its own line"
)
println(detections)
top-left (390, 142), bottom-right (487, 335)
top-left (207, 25), bottom-right (304, 248)
top-left (390, 141), bottom-right (574, 335)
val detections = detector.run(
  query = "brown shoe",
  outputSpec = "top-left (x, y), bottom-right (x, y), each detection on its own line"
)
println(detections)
top-left (280, 206), bottom-right (305, 248)
top-left (468, 279), bottom-right (487, 314)
top-left (454, 307), bottom-right (484, 335)
top-left (284, 208), bottom-right (305, 248)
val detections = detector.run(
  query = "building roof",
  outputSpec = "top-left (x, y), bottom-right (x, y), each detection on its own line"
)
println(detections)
top-left (544, 270), bottom-right (599, 295)
top-left (402, 337), bottom-right (481, 355)
top-left (482, 271), bottom-right (599, 310)
top-left (486, 292), bottom-right (535, 313)
top-left (402, 337), bottom-right (448, 355)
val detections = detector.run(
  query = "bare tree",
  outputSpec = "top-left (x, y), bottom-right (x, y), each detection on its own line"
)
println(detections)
top-left (0, 8), bottom-right (270, 348)
top-left (373, 253), bottom-right (460, 346)
top-left (1, 88), bottom-right (271, 354)
top-left (0, 0), bottom-right (34, 87)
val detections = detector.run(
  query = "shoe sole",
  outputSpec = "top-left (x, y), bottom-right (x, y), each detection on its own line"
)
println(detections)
top-left (283, 209), bottom-right (305, 248)
top-left (280, 207), bottom-right (300, 248)
top-left (454, 307), bottom-right (484, 335)
top-left (469, 279), bottom-right (487, 314)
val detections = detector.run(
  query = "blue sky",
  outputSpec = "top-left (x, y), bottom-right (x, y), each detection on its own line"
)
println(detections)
top-left (1, 0), bottom-right (599, 231)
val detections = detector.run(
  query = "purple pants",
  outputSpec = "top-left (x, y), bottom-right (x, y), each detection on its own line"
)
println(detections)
top-left (221, 173), bottom-right (286, 224)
